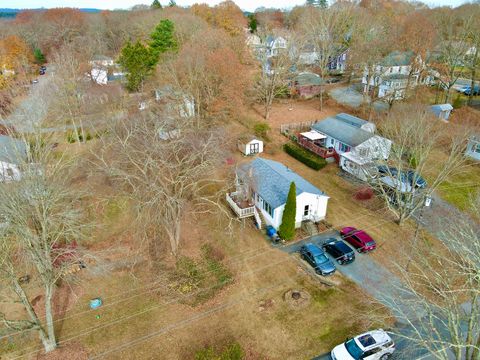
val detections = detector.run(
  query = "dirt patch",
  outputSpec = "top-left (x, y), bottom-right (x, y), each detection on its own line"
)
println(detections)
top-left (284, 289), bottom-right (311, 309)
top-left (36, 342), bottom-right (88, 360)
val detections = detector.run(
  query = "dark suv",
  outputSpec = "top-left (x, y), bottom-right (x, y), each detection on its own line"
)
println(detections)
top-left (300, 243), bottom-right (336, 276)
top-left (322, 239), bottom-right (355, 265)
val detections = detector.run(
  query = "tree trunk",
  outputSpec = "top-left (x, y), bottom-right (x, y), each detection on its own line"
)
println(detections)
top-left (44, 284), bottom-right (57, 351)
top-left (319, 84), bottom-right (323, 112)
top-left (12, 279), bottom-right (57, 353)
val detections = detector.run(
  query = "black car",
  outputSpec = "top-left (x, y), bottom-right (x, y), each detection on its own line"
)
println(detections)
top-left (322, 239), bottom-right (355, 265)
top-left (39, 69), bottom-right (45, 75)
top-left (377, 166), bottom-right (427, 189)
top-left (299, 243), bottom-right (336, 276)
top-left (40, 65), bottom-right (47, 71)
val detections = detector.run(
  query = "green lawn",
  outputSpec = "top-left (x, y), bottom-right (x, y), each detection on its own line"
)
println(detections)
top-left (438, 163), bottom-right (480, 213)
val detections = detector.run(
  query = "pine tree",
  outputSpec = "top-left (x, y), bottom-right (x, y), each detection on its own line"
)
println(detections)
top-left (149, 19), bottom-right (178, 57)
top-left (168, 0), bottom-right (176, 6)
top-left (151, 0), bottom-right (162, 9)
top-left (118, 41), bottom-right (157, 92)
top-left (278, 182), bottom-right (296, 241)
top-left (248, 14), bottom-right (257, 34)
top-left (33, 48), bottom-right (46, 64)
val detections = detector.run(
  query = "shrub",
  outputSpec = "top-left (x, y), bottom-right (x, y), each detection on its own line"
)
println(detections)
top-left (195, 341), bottom-right (244, 360)
top-left (253, 122), bottom-right (270, 140)
top-left (278, 182), bottom-right (296, 241)
top-left (452, 95), bottom-right (463, 109)
top-left (354, 187), bottom-right (374, 201)
top-left (283, 142), bottom-right (327, 170)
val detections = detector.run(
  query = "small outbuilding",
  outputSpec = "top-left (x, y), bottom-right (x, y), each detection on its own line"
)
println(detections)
top-left (292, 72), bottom-right (323, 99)
top-left (430, 103), bottom-right (453, 121)
top-left (237, 136), bottom-right (264, 156)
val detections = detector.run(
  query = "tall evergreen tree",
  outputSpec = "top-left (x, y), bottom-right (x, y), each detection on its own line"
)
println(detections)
top-left (33, 48), bottom-right (46, 64)
top-left (118, 41), bottom-right (157, 92)
top-left (151, 0), bottom-right (162, 9)
top-left (278, 182), bottom-right (296, 241)
top-left (150, 19), bottom-right (178, 57)
top-left (168, 0), bottom-right (176, 6)
top-left (248, 14), bottom-right (257, 34)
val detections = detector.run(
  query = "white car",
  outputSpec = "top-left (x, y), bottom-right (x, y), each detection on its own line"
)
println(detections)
top-left (331, 329), bottom-right (395, 360)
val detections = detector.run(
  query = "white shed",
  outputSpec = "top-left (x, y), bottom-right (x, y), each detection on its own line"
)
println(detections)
top-left (430, 104), bottom-right (453, 121)
top-left (238, 136), bottom-right (264, 156)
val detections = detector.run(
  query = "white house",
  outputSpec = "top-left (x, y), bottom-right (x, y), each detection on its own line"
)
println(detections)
top-left (265, 35), bottom-right (287, 58)
top-left (362, 51), bottom-right (422, 100)
top-left (430, 103), bottom-right (453, 121)
top-left (90, 68), bottom-right (108, 85)
top-left (466, 135), bottom-right (480, 161)
top-left (298, 113), bottom-right (391, 181)
top-left (237, 136), bottom-right (263, 156)
top-left (0, 135), bottom-right (27, 182)
top-left (227, 158), bottom-right (329, 230)
top-left (89, 56), bottom-right (117, 85)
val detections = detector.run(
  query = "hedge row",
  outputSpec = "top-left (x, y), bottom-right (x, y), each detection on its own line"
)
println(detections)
top-left (283, 142), bottom-right (327, 171)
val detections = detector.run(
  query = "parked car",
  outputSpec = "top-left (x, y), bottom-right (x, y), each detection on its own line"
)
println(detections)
top-left (322, 239), bottom-right (355, 265)
top-left (31, 79), bottom-right (39, 84)
top-left (458, 85), bottom-right (480, 96)
top-left (377, 166), bottom-right (427, 189)
top-left (40, 65), bottom-right (47, 71)
top-left (331, 329), bottom-right (395, 360)
top-left (341, 227), bottom-right (377, 252)
top-left (39, 69), bottom-right (45, 75)
top-left (299, 243), bottom-right (336, 276)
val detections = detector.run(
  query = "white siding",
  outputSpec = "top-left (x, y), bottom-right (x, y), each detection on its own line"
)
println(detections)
top-left (271, 192), bottom-right (329, 230)
top-left (239, 139), bottom-right (264, 156)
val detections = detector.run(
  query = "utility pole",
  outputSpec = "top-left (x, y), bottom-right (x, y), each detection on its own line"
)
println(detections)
top-left (406, 195), bottom-right (432, 272)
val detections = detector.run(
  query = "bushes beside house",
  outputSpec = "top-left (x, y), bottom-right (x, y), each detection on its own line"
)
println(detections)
top-left (283, 142), bottom-right (327, 170)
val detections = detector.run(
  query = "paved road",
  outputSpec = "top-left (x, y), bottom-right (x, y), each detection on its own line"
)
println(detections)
top-left (0, 68), bottom-right (55, 132)
top-left (328, 85), bottom-right (389, 112)
top-left (281, 232), bottom-right (435, 360)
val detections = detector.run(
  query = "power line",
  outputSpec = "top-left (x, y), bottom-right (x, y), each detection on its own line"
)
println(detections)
top-left (1, 202), bottom-right (394, 342)
top-left (11, 257), bottom-right (295, 360)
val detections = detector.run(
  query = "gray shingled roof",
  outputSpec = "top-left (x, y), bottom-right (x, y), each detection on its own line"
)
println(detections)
top-left (238, 158), bottom-right (326, 209)
top-left (0, 135), bottom-right (27, 164)
top-left (311, 113), bottom-right (374, 147)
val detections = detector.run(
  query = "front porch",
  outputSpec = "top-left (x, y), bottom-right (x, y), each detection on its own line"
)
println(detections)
top-left (297, 131), bottom-right (336, 159)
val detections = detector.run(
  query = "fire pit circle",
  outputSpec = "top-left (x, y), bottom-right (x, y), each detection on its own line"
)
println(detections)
top-left (291, 291), bottom-right (301, 300)
top-left (284, 289), bottom-right (311, 309)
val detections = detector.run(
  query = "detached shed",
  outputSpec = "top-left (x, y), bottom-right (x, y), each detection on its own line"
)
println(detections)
top-left (292, 72), bottom-right (323, 99)
top-left (238, 136), bottom-right (263, 156)
top-left (430, 104), bottom-right (453, 121)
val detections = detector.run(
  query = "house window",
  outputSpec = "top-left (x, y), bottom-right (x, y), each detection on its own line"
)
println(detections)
top-left (339, 143), bottom-right (349, 152)
top-left (475, 143), bottom-right (480, 153)
top-left (263, 200), bottom-right (274, 218)
top-left (330, 138), bottom-right (334, 146)
top-left (304, 205), bottom-right (310, 216)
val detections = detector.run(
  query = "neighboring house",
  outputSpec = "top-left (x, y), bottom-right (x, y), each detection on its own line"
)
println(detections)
top-left (297, 113), bottom-right (391, 181)
top-left (90, 68), bottom-right (108, 85)
top-left (362, 51), bottom-right (422, 100)
top-left (295, 46), bottom-right (347, 73)
top-left (226, 158), bottom-right (329, 230)
top-left (327, 49), bottom-right (348, 73)
top-left (292, 72), bottom-right (322, 98)
top-left (237, 136), bottom-right (263, 156)
top-left (466, 135), bottom-right (480, 161)
top-left (89, 55), bottom-right (114, 67)
top-left (0, 135), bottom-right (27, 182)
top-left (89, 56), bottom-right (114, 85)
top-left (430, 103), bottom-right (453, 121)
top-left (265, 35), bottom-right (287, 58)
top-left (246, 33), bottom-right (261, 48)
top-left (155, 86), bottom-right (195, 118)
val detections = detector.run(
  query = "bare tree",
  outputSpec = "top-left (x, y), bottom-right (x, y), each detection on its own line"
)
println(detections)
top-left (370, 104), bottom-right (468, 225)
top-left (252, 30), bottom-right (299, 121)
top-left (299, 5), bottom-right (354, 111)
top-left (384, 200), bottom-right (480, 360)
top-left (0, 133), bottom-right (87, 353)
top-left (431, 14), bottom-right (472, 103)
top-left (95, 107), bottom-right (229, 258)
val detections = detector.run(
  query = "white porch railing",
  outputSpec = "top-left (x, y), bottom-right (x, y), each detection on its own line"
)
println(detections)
top-left (226, 192), bottom-right (255, 218)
